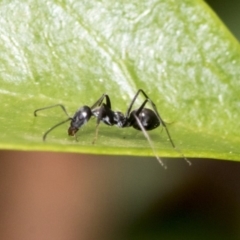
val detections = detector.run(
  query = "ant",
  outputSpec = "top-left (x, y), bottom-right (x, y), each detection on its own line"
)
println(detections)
top-left (34, 89), bottom-right (190, 167)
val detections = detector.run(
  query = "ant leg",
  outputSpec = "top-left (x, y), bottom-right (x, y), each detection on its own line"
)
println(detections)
top-left (129, 90), bottom-right (179, 152)
top-left (136, 97), bottom-right (191, 165)
top-left (92, 104), bottom-right (108, 144)
top-left (92, 122), bottom-right (100, 144)
top-left (43, 118), bottom-right (72, 141)
top-left (133, 112), bottom-right (167, 169)
top-left (91, 95), bottom-right (111, 144)
top-left (125, 89), bottom-right (163, 117)
top-left (34, 104), bottom-right (71, 118)
top-left (124, 91), bottom-right (168, 166)
top-left (92, 108), bottom-right (105, 144)
top-left (125, 89), bottom-right (143, 117)
top-left (74, 134), bottom-right (79, 142)
top-left (131, 101), bottom-right (166, 168)
top-left (90, 94), bottom-right (111, 109)
top-left (126, 89), bottom-right (190, 165)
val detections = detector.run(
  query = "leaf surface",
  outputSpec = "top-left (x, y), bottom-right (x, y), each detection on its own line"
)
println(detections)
top-left (0, 0), bottom-right (240, 161)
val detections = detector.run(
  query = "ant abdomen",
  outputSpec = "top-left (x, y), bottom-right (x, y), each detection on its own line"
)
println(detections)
top-left (130, 108), bottom-right (160, 131)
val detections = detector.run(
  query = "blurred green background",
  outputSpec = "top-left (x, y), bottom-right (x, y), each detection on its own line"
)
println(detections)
top-left (0, 1), bottom-right (239, 240)
top-left (206, 0), bottom-right (240, 40)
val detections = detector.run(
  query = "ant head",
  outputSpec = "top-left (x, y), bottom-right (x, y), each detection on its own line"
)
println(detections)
top-left (68, 106), bottom-right (92, 136)
top-left (68, 126), bottom-right (79, 136)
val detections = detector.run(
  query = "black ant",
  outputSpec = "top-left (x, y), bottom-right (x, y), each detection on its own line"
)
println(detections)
top-left (34, 89), bottom-right (190, 167)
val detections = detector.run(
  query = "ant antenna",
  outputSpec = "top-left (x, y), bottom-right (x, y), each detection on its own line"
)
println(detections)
top-left (42, 118), bottom-right (72, 141)
top-left (34, 104), bottom-right (71, 118)
top-left (34, 104), bottom-right (72, 141)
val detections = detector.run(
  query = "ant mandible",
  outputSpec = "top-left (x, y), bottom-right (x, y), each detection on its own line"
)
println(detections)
top-left (34, 89), bottom-right (190, 167)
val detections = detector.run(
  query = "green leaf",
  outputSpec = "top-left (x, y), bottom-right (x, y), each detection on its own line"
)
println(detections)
top-left (0, 0), bottom-right (240, 161)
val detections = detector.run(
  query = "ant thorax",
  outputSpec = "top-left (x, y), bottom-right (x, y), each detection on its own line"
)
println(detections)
top-left (113, 111), bottom-right (125, 127)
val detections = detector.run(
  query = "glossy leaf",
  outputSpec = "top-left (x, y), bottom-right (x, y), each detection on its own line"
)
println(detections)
top-left (0, 0), bottom-right (240, 161)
